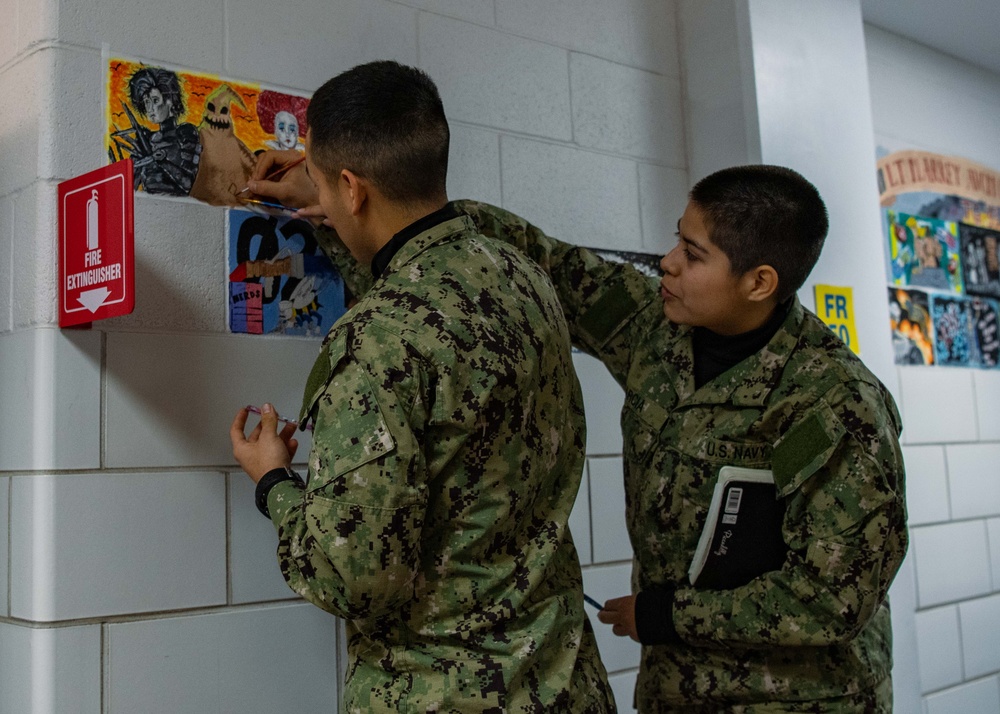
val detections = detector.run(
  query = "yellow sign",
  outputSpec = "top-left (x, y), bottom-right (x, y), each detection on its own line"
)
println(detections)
top-left (814, 285), bottom-right (860, 355)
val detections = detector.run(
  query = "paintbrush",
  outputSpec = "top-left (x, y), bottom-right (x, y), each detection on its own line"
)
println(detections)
top-left (237, 154), bottom-right (306, 196)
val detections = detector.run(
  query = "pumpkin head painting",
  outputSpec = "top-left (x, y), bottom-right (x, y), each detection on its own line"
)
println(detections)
top-left (189, 84), bottom-right (256, 206)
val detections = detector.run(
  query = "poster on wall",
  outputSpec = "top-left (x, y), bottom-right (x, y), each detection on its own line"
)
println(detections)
top-left (931, 294), bottom-right (975, 367)
top-left (888, 287), bottom-right (934, 366)
top-left (106, 57), bottom-right (309, 207)
top-left (878, 146), bottom-right (1000, 370)
top-left (886, 210), bottom-right (963, 293)
top-left (959, 223), bottom-right (1000, 298)
top-left (227, 209), bottom-right (349, 337)
top-left (971, 297), bottom-right (1000, 368)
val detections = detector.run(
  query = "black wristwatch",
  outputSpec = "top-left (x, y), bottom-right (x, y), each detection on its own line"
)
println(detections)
top-left (255, 466), bottom-right (303, 520)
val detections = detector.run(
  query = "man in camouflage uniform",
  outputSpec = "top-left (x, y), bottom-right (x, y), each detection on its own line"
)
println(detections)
top-left (230, 61), bottom-right (614, 713)
top-left (452, 167), bottom-right (907, 713)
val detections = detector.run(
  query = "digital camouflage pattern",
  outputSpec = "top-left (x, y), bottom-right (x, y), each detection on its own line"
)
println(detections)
top-left (457, 201), bottom-right (907, 713)
top-left (267, 213), bottom-right (615, 713)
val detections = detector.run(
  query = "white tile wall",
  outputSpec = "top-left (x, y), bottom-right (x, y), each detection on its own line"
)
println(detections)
top-left (10, 471), bottom-right (227, 620)
top-left (495, 0), bottom-right (678, 75)
top-left (947, 443), bottom-right (1000, 520)
top-left (59, 0), bottom-right (224, 71)
top-left (0, 477), bottom-right (8, 616)
top-left (638, 163), bottom-right (689, 255)
top-left (102, 196), bottom-right (226, 333)
top-left (608, 669), bottom-right (638, 712)
top-left (12, 182), bottom-right (58, 326)
top-left (226, 0), bottom-right (417, 91)
top-left (0, 328), bottom-right (101, 471)
top-left (912, 521), bottom-right (992, 607)
top-left (0, 622), bottom-right (101, 714)
top-left (104, 332), bottom-right (319, 468)
top-left (570, 53), bottom-right (684, 165)
top-left (902, 445), bottom-right (950, 526)
top-left (420, 13), bottom-right (572, 140)
top-left (581, 563), bottom-right (641, 674)
top-left (915, 605), bottom-right (963, 693)
top-left (959, 594), bottom-right (1000, 680)
top-left (390, 0), bottom-right (495, 25)
top-left (569, 465), bottom-right (592, 566)
top-left (105, 603), bottom-right (339, 714)
top-left (588, 457), bottom-right (632, 564)
top-left (924, 677), bottom-right (1000, 714)
top-left (974, 370), bottom-right (1000, 441)
top-left (229, 472), bottom-right (301, 604)
top-left (897, 367), bottom-right (978, 444)
top-left (573, 351), bottom-right (626, 456)
top-left (501, 136), bottom-right (642, 252)
top-left (990, 518), bottom-right (1000, 591)
top-left (0, 193), bottom-right (11, 332)
top-left (447, 125), bottom-right (502, 207)
top-left (0, 55), bottom-right (43, 199)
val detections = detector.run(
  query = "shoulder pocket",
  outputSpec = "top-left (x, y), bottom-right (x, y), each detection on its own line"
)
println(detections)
top-left (771, 402), bottom-right (846, 497)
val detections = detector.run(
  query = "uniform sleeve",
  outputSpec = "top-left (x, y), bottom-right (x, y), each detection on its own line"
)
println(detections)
top-left (455, 199), bottom-right (662, 385)
top-left (668, 380), bottom-right (908, 648)
top-left (267, 326), bottom-right (429, 621)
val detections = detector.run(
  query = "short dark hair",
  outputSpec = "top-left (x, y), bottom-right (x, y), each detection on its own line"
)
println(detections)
top-left (690, 165), bottom-right (828, 303)
top-left (128, 67), bottom-right (184, 119)
top-left (306, 61), bottom-right (449, 204)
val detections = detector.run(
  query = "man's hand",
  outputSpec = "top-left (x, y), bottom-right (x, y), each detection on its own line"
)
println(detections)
top-left (230, 403), bottom-right (299, 483)
top-left (248, 149), bottom-right (321, 212)
top-left (596, 594), bottom-right (639, 641)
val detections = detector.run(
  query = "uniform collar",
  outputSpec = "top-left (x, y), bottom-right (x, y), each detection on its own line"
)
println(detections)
top-left (370, 202), bottom-right (460, 279)
top-left (657, 298), bottom-right (806, 408)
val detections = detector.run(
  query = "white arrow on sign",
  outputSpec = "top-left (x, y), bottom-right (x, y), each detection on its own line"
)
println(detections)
top-left (78, 287), bottom-right (112, 313)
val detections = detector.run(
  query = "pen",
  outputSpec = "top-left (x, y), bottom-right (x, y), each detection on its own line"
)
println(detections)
top-left (245, 404), bottom-right (313, 431)
top-left (237, 155), bottom-right (307, 196)
top-left (583, 594), bottom-right (604, 610)
top-left (237, 196), bottom-right (298, 214)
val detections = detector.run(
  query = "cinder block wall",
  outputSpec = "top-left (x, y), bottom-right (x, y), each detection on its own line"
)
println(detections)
top-left (866, 24), bottom-right (1000, 714)
top-left (0, 1), bottom-right (684, 710)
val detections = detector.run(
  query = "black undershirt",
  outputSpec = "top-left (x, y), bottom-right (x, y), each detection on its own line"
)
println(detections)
top-left (370, 202), bottom-right (459, 279)
top-left (691, 299), bottom-right (792, 389)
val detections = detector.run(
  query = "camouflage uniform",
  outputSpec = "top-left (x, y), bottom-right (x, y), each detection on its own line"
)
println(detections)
top-left (457, 201), bottom-right (908, 713)
top-left (267, 210), bottom-right (615, 713)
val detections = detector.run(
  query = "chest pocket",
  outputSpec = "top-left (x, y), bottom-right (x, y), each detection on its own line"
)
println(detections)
top-left (621, 391), bottom-right (669, 465)
top-left (300, 341), bottom-right (397, 494)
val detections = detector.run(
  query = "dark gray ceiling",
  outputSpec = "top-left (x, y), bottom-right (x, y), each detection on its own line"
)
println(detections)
top-left (861, 0), bottom-right (1000, 75)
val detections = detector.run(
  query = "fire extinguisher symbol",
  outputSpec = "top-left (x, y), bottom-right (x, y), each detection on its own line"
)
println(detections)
top-left (87, 189), bottom-right (99, 251)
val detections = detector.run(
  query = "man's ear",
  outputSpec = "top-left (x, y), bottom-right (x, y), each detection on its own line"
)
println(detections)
top-left (339, 169), bottom-right (368, 216)
top-left (743, 265), bottom-right (779, 303)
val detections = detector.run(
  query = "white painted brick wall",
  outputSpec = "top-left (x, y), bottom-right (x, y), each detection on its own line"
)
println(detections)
top-left (915, 605), bottom-right (963, 693)
top-left (10, 471), bottom-right (227, 620)
top-left (0, 328), bottom-right (101, 471)
top-left (226, 0), bottom-right (417, 90)
top-left (868, 23), bottom-right (1000, 711)
top-left (0, 478), bottom-right (8, 617)
top-left (501, 135), bottom-right (643, 251)
top-left (420, 13), bottom-right (572, 139)
top-left (12, 182), bottom-right (59, 326)
top-left (960, 594), bottom-right (1000, 680)
top-left (0, 194), bottom-right (11, 332)
top-left (104, 332), bottom-right (319, 468)
top-left (912, 521), bottom-right (992, 608)
top-left (105, 604), bottom-right (339, 713)
top-left (902, 445), bottom-right (950, 526)
top-left (588, 457), bottom-right (632, 565)
top-left (0, 622), bottom-right (101, 714)
top-left (947, 444), bottom-right (1000, 520)
top-left (495, 0), bottom-right (678, 75)
top-left (897, 366), bottom-right (978, 444)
